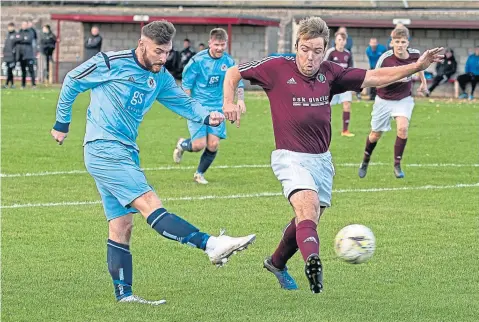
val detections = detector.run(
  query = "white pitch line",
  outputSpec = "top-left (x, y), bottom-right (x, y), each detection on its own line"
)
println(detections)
top-left (1, 162), bottom-right (478, 178)
top-left (1, 183), bottom-right (478, 209)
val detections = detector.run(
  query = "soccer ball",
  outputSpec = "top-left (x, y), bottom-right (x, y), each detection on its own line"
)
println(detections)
top-left (334, 224), bottom-right (376, 264)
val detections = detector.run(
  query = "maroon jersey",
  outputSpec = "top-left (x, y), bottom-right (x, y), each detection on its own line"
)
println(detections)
top-left (324, 48), bottom-right (354, 68)
top-left (376, 48), bottom-right (421, 100)
top-left (238, 56), bottom-right (366, 154)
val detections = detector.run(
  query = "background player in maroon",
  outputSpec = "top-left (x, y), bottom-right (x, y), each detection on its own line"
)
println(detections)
top-left (222, 17), bottom-right (443, 294)
top-left (359, 26), bottom-right (429, 179)
top-left (325, 31), bottom-right (356, 137)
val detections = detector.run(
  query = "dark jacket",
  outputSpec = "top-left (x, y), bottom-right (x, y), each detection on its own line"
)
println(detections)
top-left (16, 28), bottom-right (35, 60)
top-left (3, 30), bottom-right (19, 62)
top-left (84, 34), bottom-right (102, 60)
top-left (40, 31), bottom-right (57, 56)
top-left (179, 47), bottom-right (195, 72)
top-left (436, 52), bottom-right (457, 77)
top-left (165, 49), bottom-right (181, 79)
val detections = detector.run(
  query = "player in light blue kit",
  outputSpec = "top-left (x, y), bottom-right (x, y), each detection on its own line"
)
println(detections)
top-left (173, 28), bottom-right (246, 184)
top-left (50, 21), bottom-right (255, 305)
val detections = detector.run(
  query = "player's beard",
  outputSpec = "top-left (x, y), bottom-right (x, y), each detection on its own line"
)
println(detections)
top-left (143, 52), bottom-right (164, 73)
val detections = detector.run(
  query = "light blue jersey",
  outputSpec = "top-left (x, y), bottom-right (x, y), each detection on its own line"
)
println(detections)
top-left (55, 49), bottom-right (210, 150)
top-left (182, 49), bottom-right (244, 110)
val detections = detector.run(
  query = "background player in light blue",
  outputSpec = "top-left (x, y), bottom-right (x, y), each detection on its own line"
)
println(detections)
top-left (50, 21), bottom-right (255, 305)
top-left (173, 28), bottom-right (246, 184)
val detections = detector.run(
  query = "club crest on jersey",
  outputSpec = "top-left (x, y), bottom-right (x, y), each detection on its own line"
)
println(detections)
top-left (221, 64), bottom-right (228, 71)
top-left (344, 55), bottom-right (349, 61)
top-left (147, 77), bottom-right (156, 88)
top-left (317, 73), bottom-right (326, 83)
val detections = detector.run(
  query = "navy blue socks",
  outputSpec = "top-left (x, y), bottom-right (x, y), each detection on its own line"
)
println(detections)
top-left (107, 239), bottom-right (132, 300)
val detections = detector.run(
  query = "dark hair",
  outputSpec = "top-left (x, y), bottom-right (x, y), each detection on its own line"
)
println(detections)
top-left (210, 28), bottom-right (228, 41)
top-left (184, 38), bottom-right (190, 43)
top-left (141, 20), bottom-right (176, 45)
top-left (8, 22), bottom-right (15, 27)
top-left (43, 24), bottom-right (51, 32)
top-left (199, 43), bottom-right (205, 47)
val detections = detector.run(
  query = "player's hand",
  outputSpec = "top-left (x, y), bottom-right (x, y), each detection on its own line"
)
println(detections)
top-left (208, 111), bottom-right (225, 126)
top-left (416, 48), bottom-right (445, 71)
top-left (417, 83), bottom-right (429, 96)
top-left (223, 102), bottom-right (241, 128)
top-left (51, 129), bottom-right (68, 145)
top-left (238, 100), bottom-right (247, 114)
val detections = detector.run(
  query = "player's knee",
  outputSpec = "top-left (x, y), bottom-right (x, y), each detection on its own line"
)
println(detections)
top-left (206, 140), bottom-right (219, 152)
top-left (191, 139), bottom-right (207, 152)
top-left (343, 102), bottom-right (351, 112)
top-left (397, 127), bottom-right (408, 138)
top-left (109, 220), bottom-right (133, 243)
top-left (370, 131), bottom-right (382, 141)
top-left (290, 190), bottom-right (320, 223)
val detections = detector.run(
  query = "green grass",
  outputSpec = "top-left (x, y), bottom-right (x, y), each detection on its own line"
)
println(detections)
top-left (1, 88), bottom-right (479, 322)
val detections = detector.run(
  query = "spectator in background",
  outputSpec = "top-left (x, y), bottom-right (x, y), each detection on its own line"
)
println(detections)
top-left (427, 48), bottom-right (456, 96)
top-left (17, 21), bottom-right (36, 88)
top-left (40, 24), bottom-right (57, 81)
top-left (84, 25), bottom-right (102, 60)
top-left (2, 22), bottom-right (19, 88)
top-left (366, 38), bottom-right (387, 100)
top-left (331, 26), bottom-right (353, 51)
top-left (455, 46), bottom-right (479, 100)
top-left (198, 43), bottom-right (206, 51)
top-left (165, 46), bottom-right (181, 80)
top-left (179, 38), bottom-right (195, 77)
top-left (27, 20), bottom-right (38, 54)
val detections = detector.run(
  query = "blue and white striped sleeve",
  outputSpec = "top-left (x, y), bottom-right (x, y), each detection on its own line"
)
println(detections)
top-left (53, 53), bottom-right (111, 132)
top-left (157, 71), bottom-right (210, 124)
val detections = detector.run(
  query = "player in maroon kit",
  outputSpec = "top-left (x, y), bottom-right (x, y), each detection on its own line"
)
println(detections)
top-left (325, 31), bottom-right (355, 137)
top-left (358, 26), bottom-right (429, 179)
top-left (222, 17), bottom-right (443, 294)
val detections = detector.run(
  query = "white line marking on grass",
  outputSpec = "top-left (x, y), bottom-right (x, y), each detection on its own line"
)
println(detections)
top-left (1, 163), bottom-right (478, 178)
top-left (2, 183), bottom-right (478, 209)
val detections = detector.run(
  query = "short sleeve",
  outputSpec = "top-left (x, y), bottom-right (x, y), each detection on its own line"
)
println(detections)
top-left (327, 62), bottom-right (367, 95)
top-left (238, 56), bottom-right (281, 90)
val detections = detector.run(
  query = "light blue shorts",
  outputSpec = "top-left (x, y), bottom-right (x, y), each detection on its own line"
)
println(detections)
top-left (271, 149), bottom-right (335, 207)
top-left (187, 108), bottom-right (226, 141)
top-left (84, 140), bottom-right (152, 221)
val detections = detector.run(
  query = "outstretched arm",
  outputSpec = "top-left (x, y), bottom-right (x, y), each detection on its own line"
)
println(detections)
top-left (158, 71), bottom-right (224, 126)
top-left (51, 54), bottom-right (110, 144)
top-left (362, 47), bottom-right (444, 88)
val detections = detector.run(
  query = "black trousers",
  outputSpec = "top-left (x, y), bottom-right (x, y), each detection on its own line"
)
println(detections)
top-left (5, 62), bottom-right (15, 86)
top-left (20, 59), bottom-right (36, 87)
top-left (457, 73), bottom-right (478, 95)
top-left (44, 54), bottom-right (53, 80)
top-left (428, 74), bottom-right (450, 94)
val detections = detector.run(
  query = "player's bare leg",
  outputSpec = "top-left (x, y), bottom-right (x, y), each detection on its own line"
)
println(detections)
top-left (289, 190), bottom-right (324, 293)
top-left (359, 131), bottom-right (382, 178)
top-left (341, 101), bottom-right (354, 137)
top-left (393, 116), bottom-right (409, 178)
top-left (131, 191), bottom-right (255, 267)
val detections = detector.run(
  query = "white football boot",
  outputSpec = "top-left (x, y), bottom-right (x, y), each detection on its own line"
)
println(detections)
top-left (193, 172), bottom-right (209, 184)
top-left (205, 230), bottom-right (256, 267)
top-left (118, 294), bottom-right (166, 306)
top-left (173, 138), bottom-right (185, 164)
